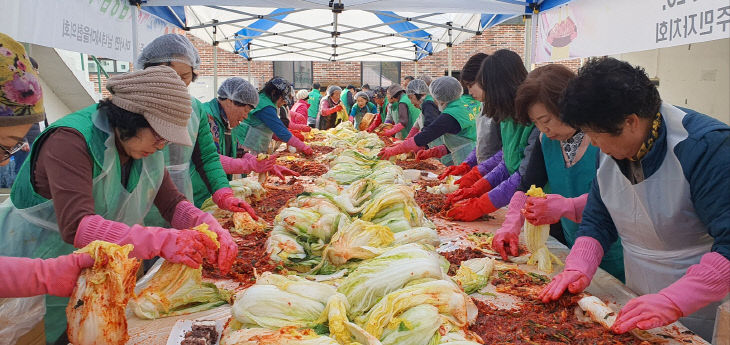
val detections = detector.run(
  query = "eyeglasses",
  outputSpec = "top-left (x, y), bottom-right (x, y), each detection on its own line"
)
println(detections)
top-left (0, 140), bottom-right (26, 163)
top-left (150, 129), bottom-right (169, 146)
top-left (233, 100), bottom-right (255, 109)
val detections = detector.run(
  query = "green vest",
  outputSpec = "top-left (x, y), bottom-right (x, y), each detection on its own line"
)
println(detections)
top-left (431, 97), bottom-right (477, 165)
top-left (424, 94), bottom-right (434, 103)
top-left (236, 92), bottom-right (278, 155)
top-left (307, 89), bottom-right (321, 119)
top-left (340, 89), bottom-right (351, 110)
top-left (541, 134), bottom-right (625, 282)
top-left (380, 101), bottom-right (389, 122)
top-left (392, 93), bottom-right (420, 138)
top-left (351, 102), bottom-right (377, 128)
top-left (500, 119), bottom-right (535, 174)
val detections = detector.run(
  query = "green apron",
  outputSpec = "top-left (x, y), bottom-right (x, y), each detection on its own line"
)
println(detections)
top-left (541, 134), bottom-right (625, 282)
top-left (391, 93), bottom-right (420, 139)
top-left (429, 97), bottom-right (477, 166)
top-left (237, 93), bottom-right (278, 155)
top-left (379, 101), bottom-right (389, 122)
top-left (0, 108), bottom-right (165, 342)
top-left (307, 89), bottom-right (322, 120)
top-left (500, 119), bottom-right (535, 174)
top-left (340, 88), bottom-right (351, 111)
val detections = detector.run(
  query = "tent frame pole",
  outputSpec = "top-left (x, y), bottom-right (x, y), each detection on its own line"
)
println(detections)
top-left (213, 22), bottom-right (218, 98)
top-left (447, 22), bottom-right (453, 76)
top-left (131, 6), bottom-right (140, 64)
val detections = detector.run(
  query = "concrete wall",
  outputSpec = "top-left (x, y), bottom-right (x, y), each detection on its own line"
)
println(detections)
top-left (38, 77), bottom-right (72, 124)
top-left (611, 38), bottom-right (730, 125)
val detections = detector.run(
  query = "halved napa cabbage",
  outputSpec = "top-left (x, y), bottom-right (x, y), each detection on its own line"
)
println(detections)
top-left (379, 304), bottom-right (443, 345)
top-left (324, 220), bottom-right (394, 266)
top-left (453, 257), bottom-right (495, 294)
top-left (221, 326), bottom-right (340, 345)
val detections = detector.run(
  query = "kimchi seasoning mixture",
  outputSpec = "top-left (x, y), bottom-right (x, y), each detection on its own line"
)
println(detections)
top-left (202, 230), bottom-right (284, 289)
top-left (441, 247), bottom-right (487, 275)
top-left (395, 159), bottom-right (444, 173)
top-left (414, 189), bottom-right (448, 218)
top-left (250, 183), bottom-right (305, 223)
top-left (310, 145), bottom-right (335, 155)
top-left (279, 160), bottom-right (329, 176)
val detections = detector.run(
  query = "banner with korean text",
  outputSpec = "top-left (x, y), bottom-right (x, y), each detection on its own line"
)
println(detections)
top-left (534, 0), bottom-right (730, 63)
top-left (0, 0), bottom-right (183, 63)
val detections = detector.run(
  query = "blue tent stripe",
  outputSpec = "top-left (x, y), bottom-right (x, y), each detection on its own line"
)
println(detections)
top-left (234, 8), bottom-right (293, 59)
top-left (373, 11), bottom-right (433, 60)
top-left (142, 6), bottom-right (186, 28)
top-left (538, 0), bottom-right (572, 12)
top-left (480, 14), bottom-right (518, 29)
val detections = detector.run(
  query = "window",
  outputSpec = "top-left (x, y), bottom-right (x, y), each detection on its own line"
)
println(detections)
top-left (361, 61), bottom-right (401, 87)
top-left (87, 58), bottom-right (130, 74)
top-left (273, 61), bottom-right (313, 89)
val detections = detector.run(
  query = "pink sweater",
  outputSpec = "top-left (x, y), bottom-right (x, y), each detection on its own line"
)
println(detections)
top-left (289, 100), bottom-right (310, 126)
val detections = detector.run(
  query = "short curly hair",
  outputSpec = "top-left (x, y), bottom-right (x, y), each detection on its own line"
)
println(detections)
top-left (560, 57), bottom-right (661, 135)
top-left (514, 64), bottom-right (576, 125)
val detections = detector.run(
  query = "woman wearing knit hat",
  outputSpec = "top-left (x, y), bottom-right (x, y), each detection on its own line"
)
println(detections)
top-left (380, 83), bottom-right (421, 139)
top-left (0, 65), bottom-right (230, 342)
top-left (236, 76), bottom-right (313, 155)
top-left (349, 91), bottom-right (377, 129)
top-left (289, 89), bottom-right (311, 131)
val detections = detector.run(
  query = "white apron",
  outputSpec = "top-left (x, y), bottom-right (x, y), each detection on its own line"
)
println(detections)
top-left (165, 106), bottom-right (201, 200)
top-left (596, 103), bottom-right (722, 340)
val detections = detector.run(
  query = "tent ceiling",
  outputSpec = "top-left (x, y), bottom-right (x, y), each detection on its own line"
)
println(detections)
top-left (142, 1), bottom-right (536, 61)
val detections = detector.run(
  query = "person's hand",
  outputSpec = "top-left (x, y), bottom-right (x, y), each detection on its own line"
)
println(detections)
top-left (538, 269), bottom-right (591, 303)
top-left (301, 145), bottom-right (314, 155)
top-left (198, 215), bottom-right (238, 275)
top-left (612, 294), bottom-right (682, 334)
top-left (251, 155), bottom-right (276, 173)
top-left (270, 164), bottom-right (300, 181)
top-left (0, 254), bottom-right (96, 298)
top-left (290, 129), bottom-right (306, 141)
top-left (287, 135), bottom-right (312, 155)
top-left (492, 232), bottom-right (519, 261)
top-left (492, 191), bottom-right (527, 261)
top-left (454, 167), bottom-right (482, 189)
top-left (446, 195), bottom-right (497, 222)
top-left (415, 145), bottom-right (448, 160)
top-left (378, 137), bottom-right (419, 160)
top-left (349, 116), bottom-right (355, 123)
top-left (159, 229), bottom-right (220, 268)
top-left (42, 254), bottom-right (95, 297)
top-left (334, 104), bottom-right (344, 112)
top-left (523, 194), bottom-right (572, 225)
top-left (446, 178), bottom-right (491, 205)
top-left (214, 188), bottom-right (258, 220)
top-left (381, 123), bottom-right (405, 137)
top-left (438, 163), bottom-right (471, 180)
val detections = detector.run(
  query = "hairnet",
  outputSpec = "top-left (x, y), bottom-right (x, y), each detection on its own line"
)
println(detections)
top-left (354, 91), bottom-right (370, 102)
top-left (218, 77), bottom-right (259, 107)
top-left (326, 85), bottom-right (342, 97)
top-left (296, 89), bottom-right (309, 100)
top-left (372, 86), bottom-right (387, 99)
top-left (429, 76), bottom-right (463, 104)
top-left (417, 75), bottom-right (432, 85)
top-left (406, 79), bottom-right (429, 95)
top-left (136, 34), bottom-right (200, 69)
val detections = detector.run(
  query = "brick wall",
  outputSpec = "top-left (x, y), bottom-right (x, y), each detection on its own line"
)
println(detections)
top-left (312, 61), bottom-right (361, 87)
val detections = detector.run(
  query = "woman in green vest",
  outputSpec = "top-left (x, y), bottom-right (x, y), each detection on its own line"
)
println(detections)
top-left (0, 67), bottom-right (230, 342)
top-left (340, 84), bottom-right (356, 113)
top-left (307, 83), bottom-right (322, 127)
top-left (380, 84), bottom-right (420, 139)
top-left (491, 64), bottom-right (624, 281)
top-left (135, 34), bottom-right (273, 222)
top-left (379, 76), bottom-right (476, 165)
top-left (349, 91), bottom-right (377, 129)
top-left (447, 49), bottom-right (541, 222)
top-left (236, 77), bottom-right (314, 156)
top-left (403, 78), bottom-right (441, 140)
top-left (365, 86), bottom-right (388, 132)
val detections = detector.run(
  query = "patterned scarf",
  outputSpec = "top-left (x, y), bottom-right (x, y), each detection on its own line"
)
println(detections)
top-left (561, 130), bottom-right (585, 166)
top-left (631, 112), bottom-right (662, 161)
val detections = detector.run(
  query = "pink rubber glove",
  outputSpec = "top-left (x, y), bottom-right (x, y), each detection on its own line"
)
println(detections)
top-left (454, 166), bottom-right (483, 189)
top-left (0, 254), bottom-right (95, 298)
top-left (213, 187), bottom-right (258, 219)
top-left (289, 123), bottom-right (311, 132)
top-left (613, 252), bottom-right (730, 334)
top-left (524, 193), bottom-right (588, 225)
top-left (219, 153), bottom-right (275, 175)
top-left (492, 191), bottom-right (527, 261)
top-left (378, 137), bottom-right (421, 159)
top-left (381, 123), bottom-right (405, 137)
top-left (405, 125), bottom-right (420, 139)
top-left (349, 116), bottom-right (355, 123)
top-left (75, 215), bottom-right (219, 269)
top-left (415, 145), bottom-right (448, 160)
top-left (271, 164), bottom-right (300, 181)
top-left (539, 236), bottom-right (603, 303)
top-left (172, 200), bottom-right (239, 275)
top-left (367, 116), bottom-right (382, 132)
top-left (288, 135), bottom-right (313, 155)
top-left (447, 177), bottom-right (492, 205)
top-left (438, 162), bottom-right (471, 180)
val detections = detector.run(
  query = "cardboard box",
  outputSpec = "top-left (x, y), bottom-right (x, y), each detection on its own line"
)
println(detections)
top-left (15, 320), bottom-right (45, 345)
top-left (714, 300), bottom-right (730, 345)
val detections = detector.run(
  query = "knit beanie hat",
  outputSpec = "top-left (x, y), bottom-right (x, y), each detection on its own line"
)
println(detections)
top-left (295, 89), bottom-right (309, 100)
top-left (0, 33), bottom-right (45, 126)
top-left (106, 65), bottom-right (192, 146)
top-left (387, 84), bottom-right (404, 98)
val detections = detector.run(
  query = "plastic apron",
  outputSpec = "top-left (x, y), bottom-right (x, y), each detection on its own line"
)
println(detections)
top-left (596, 103), bottom-right (721, 340)
top-left (475, 115), bottom-right (492, 162)
top-left (242, 95), bottom-right (277, 155)
top-left (430, 133), bottom-right (476, 167)
top-left (0, 110), bottom-right (165, 342)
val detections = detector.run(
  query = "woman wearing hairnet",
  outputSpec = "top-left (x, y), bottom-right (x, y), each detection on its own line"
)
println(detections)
top-left (318, 85), bottom-right (344, 130)
top-left (446, 50), bottom-right (541, 222)
top-left (349, 91), bottom-right (377, 128)
top-left (536, 57), bottom-right (729, 340)
top-left (0, 33), bottom-right (223, 341)
top-left (379, 75), bottom-right (477, 165)
top-left (402, 78), bottom-right (441, 140)
top-left (379, 84), bottom-right (420, 139)
top-left (236, 77), bottom-right (314, 155)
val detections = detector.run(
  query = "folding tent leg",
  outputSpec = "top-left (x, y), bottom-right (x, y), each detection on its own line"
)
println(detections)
top-left (213, 25), bottom-right (218, 97)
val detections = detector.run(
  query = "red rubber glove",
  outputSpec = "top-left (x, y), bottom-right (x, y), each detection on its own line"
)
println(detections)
top-left (271, 164), bottom-right (300, 181)
top-left (446, 193), bottom-right (498, 222)
top-left (0, 254), bottom-right (95, 298)
top-left (524, 194), bottom-right (588, 225)
top-left (454, 166), bottom-right (483, 189)
top-left (367, 116), bottom-right (382, 132)
top-left (613, 252), bottom-right (730, 334)
top-left (213, 187), bottom-right (258, 219)
top-left (290, 129), bottom-right (306, 142)
top-left (334, 104), bottom-right (344, 112)
top-left (288, 135), bottom-right (313, 155)
top-left (75, 215), bottom-right (219, 269)
top-left (415, 145), bottom-right (448, 160)
top-left (219, 153), bottom-right (275, 175)
top-left (447, 177), bottom-right (492, 205)
top-left (378, 137), bottom-right (421, 159)
top-left (539, 236), bottom-right (604, 303)
top-left (438, 162), bottom-right (471, 180)
top-left (492, 191), bottom-right (527, 261)
top-left (405, 125), bottom-right (420, 139)
top-left (172, 200), bottom-right (239, 274)
top-left (381, 123), bottom-right (405, 137)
